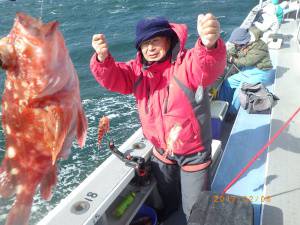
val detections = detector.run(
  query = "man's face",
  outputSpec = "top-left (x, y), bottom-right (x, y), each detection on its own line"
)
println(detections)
top-left (140, 36), bottom-right (170, 62)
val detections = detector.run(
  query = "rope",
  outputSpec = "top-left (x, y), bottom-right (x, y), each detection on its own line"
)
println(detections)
top-left (222, 106), bottom-right (300, 194)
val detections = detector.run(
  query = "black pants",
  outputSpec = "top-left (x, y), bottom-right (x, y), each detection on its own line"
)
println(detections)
top-left (151, 152), bottom-right (210, 221)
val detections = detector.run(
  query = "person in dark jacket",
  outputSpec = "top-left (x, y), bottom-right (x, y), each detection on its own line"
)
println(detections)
top-left (219, 26), bottom-right (274, 117)
top-left (90, 15), bottom-right (226, 221)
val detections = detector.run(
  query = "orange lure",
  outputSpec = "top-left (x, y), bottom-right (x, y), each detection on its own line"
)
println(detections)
top-left (0, 13), bottom-right (88, 225)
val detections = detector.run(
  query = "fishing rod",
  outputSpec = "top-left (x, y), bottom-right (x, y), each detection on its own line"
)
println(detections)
top-left (108, 139), bottom-right (147, 174)
top-left (215, 61), bottom-right (251, 91)
top-left (98, 127), bottom-right (151, 185)
top-left (107, 138), bottom-right (151, 186)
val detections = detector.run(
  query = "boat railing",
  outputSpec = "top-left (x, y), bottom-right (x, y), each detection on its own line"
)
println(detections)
top-left (283, 0), bottom-right (300, 21)
top-left (297, 19), bottom-right (300, 48)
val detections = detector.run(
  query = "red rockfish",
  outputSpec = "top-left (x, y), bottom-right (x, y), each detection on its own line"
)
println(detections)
top-left (0, 13), bottom-right (88, 225)
top-left (97, 116), bottom-right (110, 146)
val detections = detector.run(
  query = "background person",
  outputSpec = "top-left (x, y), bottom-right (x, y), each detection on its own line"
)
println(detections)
top-left (272, 0), bottom-right (284, 24)
top-left (254, 3), bottom-right (279, 43)
top-left (218, 26), bottom-right (274, 119)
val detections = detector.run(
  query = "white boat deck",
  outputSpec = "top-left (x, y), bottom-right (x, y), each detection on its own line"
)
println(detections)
top-left (37, 127), bottom-right (222, 225)
top-left (260, 20), bottom-right (300, 225)
top-left (37, 128), bottom-right (154, 225)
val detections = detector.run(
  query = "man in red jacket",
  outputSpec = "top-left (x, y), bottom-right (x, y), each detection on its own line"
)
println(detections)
top-left (90, 14), bottom-right (226, 221)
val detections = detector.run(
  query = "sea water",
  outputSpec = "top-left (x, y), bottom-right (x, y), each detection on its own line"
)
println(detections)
top-left (0, 0), bottom-right (256, 224)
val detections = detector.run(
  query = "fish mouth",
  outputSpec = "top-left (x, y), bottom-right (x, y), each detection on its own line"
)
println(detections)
top-left (0, 37), bottom-right (16, 70)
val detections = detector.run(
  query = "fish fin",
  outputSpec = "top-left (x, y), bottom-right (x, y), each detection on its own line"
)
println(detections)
top-left (0, 165), bottom-right (16, 198)
top-left (46, 107), bottom-right (68, 165)
top-left (16, 12), bottom-right (38, 26)
top-left (16, 12), bottom-right (42, 35)
top-left (43, 21), bottom-right (59, 38)
top-left (76, 108), bottom-right (88, 148)
top-left (40, 166), bottom-right (57, 200)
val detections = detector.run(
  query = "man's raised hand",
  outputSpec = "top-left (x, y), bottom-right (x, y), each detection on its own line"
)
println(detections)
top-left (197, 13), bottom-right (220, 49)
top-left (92, 34), bottom-right (109, 62)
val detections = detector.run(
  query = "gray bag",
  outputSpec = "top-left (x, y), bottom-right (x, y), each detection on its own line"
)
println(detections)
top-left (239, 82), bottom-right (279, 114)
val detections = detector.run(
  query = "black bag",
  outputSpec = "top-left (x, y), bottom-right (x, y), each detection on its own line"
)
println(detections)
top-left (239, 82), bottom-right (279, 114)
top-left (188, 191), bottom-right (253, 225)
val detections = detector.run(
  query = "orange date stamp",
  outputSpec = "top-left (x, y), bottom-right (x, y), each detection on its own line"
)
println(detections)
top-left (212, 195), bottom-right (272, 203)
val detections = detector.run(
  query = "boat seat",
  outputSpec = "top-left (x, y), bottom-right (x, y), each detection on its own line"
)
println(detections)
top-left (211, 80), bottom-right (275, 225)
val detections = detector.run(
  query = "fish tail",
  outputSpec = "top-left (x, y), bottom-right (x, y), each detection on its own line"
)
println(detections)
top-left (77, 108), bottom-right (88, 148)
top-left (40, 166), bottom-right (57, 200)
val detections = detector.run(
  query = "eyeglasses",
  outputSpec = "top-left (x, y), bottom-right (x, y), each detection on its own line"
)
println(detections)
top-left (235, 44), bottom-right (247, 49)
top-left (140, 36), bottom-right (168, 49)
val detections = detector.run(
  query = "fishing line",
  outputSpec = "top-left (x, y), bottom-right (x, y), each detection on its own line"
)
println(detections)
top-left (39, 0), bottom-right (44, 21)
top-left (214, 63), bottom-right (235, 92)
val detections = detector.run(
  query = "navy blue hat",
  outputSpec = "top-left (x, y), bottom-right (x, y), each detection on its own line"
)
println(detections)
top-left (228, 27), bottom-right (251, 45)
top-left (135, 17), bottom-right (174, 49)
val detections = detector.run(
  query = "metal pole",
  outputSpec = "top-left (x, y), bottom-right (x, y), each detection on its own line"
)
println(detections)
top-left (259, 0), bottom-right (264, 9)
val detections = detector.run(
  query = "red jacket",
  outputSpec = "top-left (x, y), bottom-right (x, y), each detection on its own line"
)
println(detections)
top-left (90, 23), bottom-right (226, 155)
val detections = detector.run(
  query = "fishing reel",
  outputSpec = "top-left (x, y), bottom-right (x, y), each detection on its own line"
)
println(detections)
top-left (97, 116), bottom-right (151, 186)
top-left (108, 139), bottom-right (151, 186)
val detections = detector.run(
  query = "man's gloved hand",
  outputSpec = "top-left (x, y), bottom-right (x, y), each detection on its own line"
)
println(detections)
top-left (197, 13), bottom-right (220, 49)
top-left (92, 34), bottom-right (109, 62)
